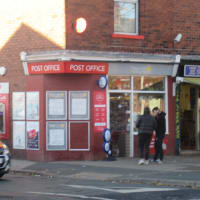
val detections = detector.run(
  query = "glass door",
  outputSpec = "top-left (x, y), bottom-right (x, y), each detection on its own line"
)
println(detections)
top-left (110, 93), bottom-right (130, 157)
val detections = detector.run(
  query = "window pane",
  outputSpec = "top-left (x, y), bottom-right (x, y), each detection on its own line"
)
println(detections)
top-left (110, 93), bottom-right (130, 133)
top-left (133, 93), bottom-right (165, 131)
top-left (114, 1), bottom-right (136, 34)
top-left (108, 76), bottom-right (131, 90)
top-left (133, 76), bottom-right (165, 91)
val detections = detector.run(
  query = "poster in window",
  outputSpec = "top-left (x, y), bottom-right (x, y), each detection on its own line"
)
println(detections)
top-left (46, 91), bottom-right (67, 120)
top-left (0, 103), bottom-right (5, 134)
top-left (46, 121), bottom-right (67, 150)
top-left (13, 121), bottom-right (25, 149)
top-left (69, 91), bottom-right (90, 120)
top-left (26, 121), bottom-right (39, 150)
top-left (26, 92), bottom-right (39, 120)
top-left (12, 92), bottom-right (25, 120)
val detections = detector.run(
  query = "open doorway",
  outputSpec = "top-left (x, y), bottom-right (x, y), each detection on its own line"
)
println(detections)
top-left (110, 93), bottom-right (130, 157)
top-left (180, 84), bottom-right (197, 150)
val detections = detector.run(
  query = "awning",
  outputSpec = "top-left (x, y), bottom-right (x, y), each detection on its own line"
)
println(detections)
top-left (20, 50), bottom-right (181, 77)
top-left (176, 77), bottom-right (200, 86)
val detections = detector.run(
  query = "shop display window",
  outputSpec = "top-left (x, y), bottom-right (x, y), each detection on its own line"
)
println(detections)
top-left (108, 76), bottom-right (131, 90)
top-left (69, 91), bottom-right (90, 120)
top-left (46, 121), bottom-right (67, 150)
top-left (133, 76), bottom-right (164, 91)
top-left (26, 92), bottom-right (39, 120)
top-left (133, 93), bottom-right (165, 131)
top-left (26, 121), bottom-right (40, 150)
top-left (13, 121), bottom-right (26, 149)
top-left (12, 92), bottom-right (25, 120)
top-left (46, 91), bottom-right (67, 120)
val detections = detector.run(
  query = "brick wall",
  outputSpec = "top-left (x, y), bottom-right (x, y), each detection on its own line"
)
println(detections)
top-left (0, 0), bottom-right (65, 91)
top-left (66, 0), bottom-right (200, 55)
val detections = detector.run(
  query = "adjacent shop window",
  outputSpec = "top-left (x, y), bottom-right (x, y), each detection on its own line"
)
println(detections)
top-left (46, 91), bottom-right (67, 120)
top-left (108, 76), bottom-right (131, 90)
top-left (69, 91), bottom-right (90, 120)
top-left (46, 121), bottom-right (67, 150)
top-left (114, 0), bottom-right (138, 35)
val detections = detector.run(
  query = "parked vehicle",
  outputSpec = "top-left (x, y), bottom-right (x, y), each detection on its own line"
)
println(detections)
top-left (0, 141), bottom-right (10, 177)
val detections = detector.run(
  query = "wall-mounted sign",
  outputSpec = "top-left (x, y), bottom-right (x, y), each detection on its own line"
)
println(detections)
top-left (65, 62), bottom-right (108, 74)
top-left (94, 91), bottom-right (107, 133)
top-left (97, 76), bottom-right (108, 89)
top-left (27, 61), bottom-right (108, 75)
top-left (28, 61), bottom-right (65, 74)
top-left (184, 65), bottom-right (200, 77)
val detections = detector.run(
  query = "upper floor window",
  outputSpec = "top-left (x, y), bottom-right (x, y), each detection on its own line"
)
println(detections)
top-left (114, 0), bottom-right (138, 35)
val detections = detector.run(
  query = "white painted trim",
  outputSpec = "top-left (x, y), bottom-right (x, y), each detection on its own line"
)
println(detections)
top-left (69, 121), bottom-right (90, 151)
top-left (130, 76), bottom-right (134, 157)
top-left (165, 77), bottom-right (169, 134)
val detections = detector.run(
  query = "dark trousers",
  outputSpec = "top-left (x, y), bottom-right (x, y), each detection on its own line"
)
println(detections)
top-left (138, 133), bottom-right (152, 160)
top-left (154, 136), bottom-right (164, 161)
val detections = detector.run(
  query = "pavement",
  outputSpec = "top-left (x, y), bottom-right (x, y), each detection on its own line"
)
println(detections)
top-left (9, 153), bottom-right (200, 189)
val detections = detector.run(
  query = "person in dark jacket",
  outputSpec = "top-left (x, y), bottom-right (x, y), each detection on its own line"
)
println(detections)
top-left (152, 107), bottom-right (166, 164)
top-left (136, 107), bottom-right (157, 165)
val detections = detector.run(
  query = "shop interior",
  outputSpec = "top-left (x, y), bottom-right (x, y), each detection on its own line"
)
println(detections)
top-left (180, 83), bottom-right (199, 151)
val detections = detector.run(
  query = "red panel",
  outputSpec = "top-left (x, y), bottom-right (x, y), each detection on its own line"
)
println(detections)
top-left (70, 122), bottom-right (89, 150)
top-left (112, 33), bottom-right (145, 40)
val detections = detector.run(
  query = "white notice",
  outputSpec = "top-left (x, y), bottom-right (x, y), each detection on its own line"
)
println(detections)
top-left (49, 129), bottom-right (65, 146)
top-left (72, 98), bottom-right (87, 115)
top-left (49, 99), bottom-right (65, 116)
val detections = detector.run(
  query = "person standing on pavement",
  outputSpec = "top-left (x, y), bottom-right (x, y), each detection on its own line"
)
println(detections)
top-left (136, 107), bottom-right (157, 165)
top-left (152, 107), bottom-right (166, 164)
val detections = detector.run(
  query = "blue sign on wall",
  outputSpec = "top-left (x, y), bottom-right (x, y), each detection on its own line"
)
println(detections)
top-left (184, 65), bottom-right (200, 77)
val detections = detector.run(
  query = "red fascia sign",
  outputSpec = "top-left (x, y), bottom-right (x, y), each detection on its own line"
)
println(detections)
top-left (28, 61), bottom-right (108, 75)
top-left (28, 61), bottom-right (65, 74)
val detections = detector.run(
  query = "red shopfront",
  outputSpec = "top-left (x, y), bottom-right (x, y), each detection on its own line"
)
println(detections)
top-left (12, 61), bottom-right (108, 161)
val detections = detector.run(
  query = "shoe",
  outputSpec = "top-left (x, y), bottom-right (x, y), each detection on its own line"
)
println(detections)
top-left (138, 159), bottom-right (145, 165)
top-left (156, 159), bottom-right (163, 164)
top-left (144, 160), bottom-right (149, 165)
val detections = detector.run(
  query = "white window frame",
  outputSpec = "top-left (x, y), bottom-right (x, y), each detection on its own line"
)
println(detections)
top-left (114, 0), bottom-right (139, 35)
top-left (107, 75), bottom-right (168, 158)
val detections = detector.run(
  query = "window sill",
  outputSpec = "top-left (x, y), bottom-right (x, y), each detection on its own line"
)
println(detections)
top-left (112, 33), bottom-right (144, 40)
